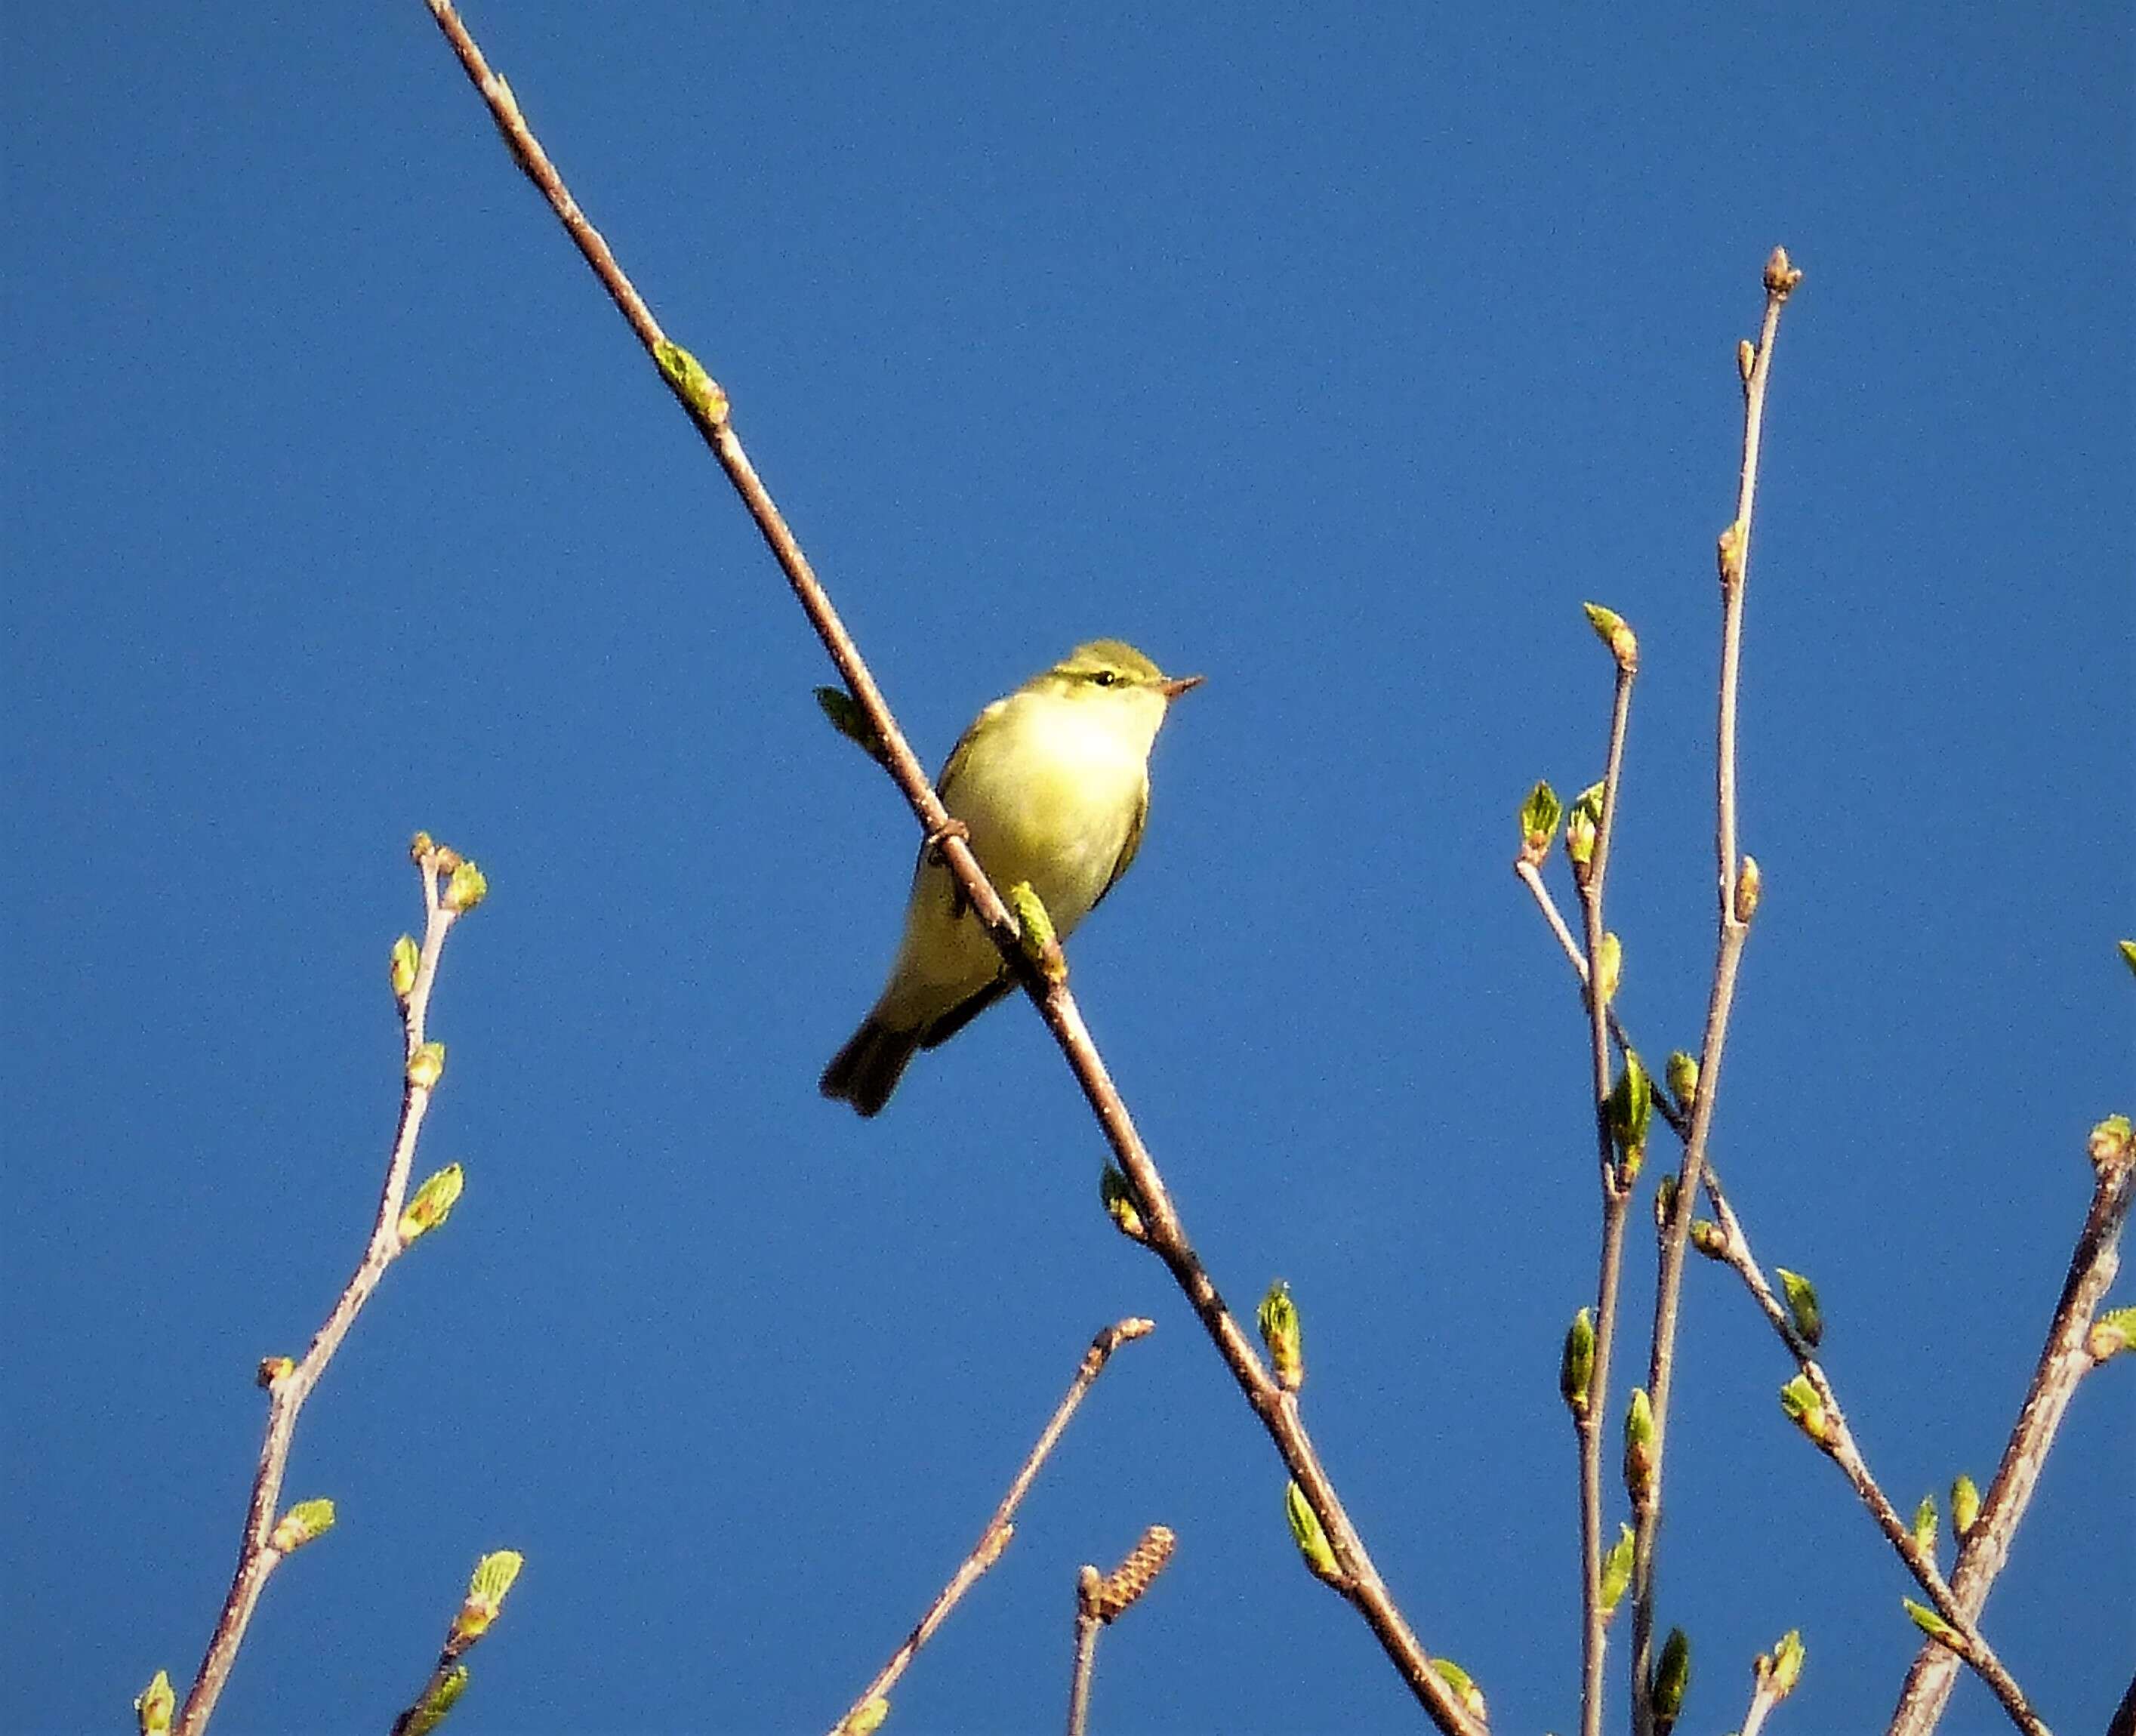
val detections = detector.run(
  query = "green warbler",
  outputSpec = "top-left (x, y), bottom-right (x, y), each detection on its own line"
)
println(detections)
top-left (821, 640), bottom-right (1202, 1116)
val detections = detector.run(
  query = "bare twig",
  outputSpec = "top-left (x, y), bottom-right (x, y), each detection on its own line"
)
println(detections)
top-left (829, 1320), bottom-right (1154, 1736)
top-left (1568, 634), bottom-right (1638, 1736)
top-left (177, 839), bottom-right (483, 1736)
top-left (1508, 891), bottom-right (2051, 1735)
top-left (1065, 1525), bottom-right (1177, 1736)
top-left (419, 10), bottom-right (1482, 1731)
top-left (1886, 1136), bottom-right (2132, 1736)
top-left (1629, 248), bottom-right (1798, 1735)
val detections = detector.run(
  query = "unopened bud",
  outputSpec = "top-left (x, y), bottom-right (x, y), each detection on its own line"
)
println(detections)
top-left (1756, 1629), bottom-right (1805, 1701)
top-left (257, 1355), bottom-right (295, 1389)
top-left (1284, 1481), bottom-right (1343, 1587)
top-left (1099, 1166), bottom-right (1146, 1243)
top-left (1776, 1267), bottom-right (1823, 1348)
top-left (1582, 602), bottom-right (1639, 674)
top-left (1624, 1388), bottom-right (1657, 1500)
top-left (814, 686), bottom-right (887, 763)
top-left (1737, 340), bottom-right (1756, 385)
top-left (1779, 1375), bottom-right (1832, 1448)
top-left (1665, 1050), bottom-right (1699, 1112)
top-left (390, 935), bottom-right (421, 1001)
top-left (2088, 1305), bottom-right (2136, 1363)
top-left (400, 1668), bottom-right (467, 1736)
top-left (1006, 882), bottom-right (1067, 986)
top-left (134, 1670), bottom-right (175, 1736)
top-left (2089, 1115), bottom-right (2132, 1172)
top-left (1903, 1598), bottom-right (1965, 1654)
top-left (398, 1163), bottom-right (464, 1245)
top-left (1598, 1522), bottom-right (1635, 1616)
top-left (1431, 1658), bottom-right (1487, 1721)
top-left (1257, 1281), bottom-right (1304, 1392)
top-left (406, 1041), bottom-right (446, 1091)
top-left (1561, 1308), bottom-right (1595, 1417)
top-left (839, 1700), bottom-right (890, 1736)
top-left (1594, 932), bottom-right (1623, 1007)
top-left (1734, 854), bottom-right (1763, 923)
top-left (1762, 245), bottom-right (1803, 299)
top-left (442, 859), bottom-right (488, 914)
top-left (1649, 1627), bottom-right (1691, 1734)
top-left (1911, 1494), bottom-right (1938, 1559)
top-left (1950, 1475), bottom-right (1980, 1540)
top-left (270, 1497), bottom-right (337, 1553)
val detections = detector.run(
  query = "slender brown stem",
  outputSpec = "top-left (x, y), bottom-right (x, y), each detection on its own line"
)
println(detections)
top-left (828, 1320), bottom-right (1154, 1736)
top-left (418, 10), bottom-right (1481, 1731)
top-left (1886, 1149), bottom-right (2131, 1736)
top-left (1065, 1574), bottom-right (1103, 1736)
top-left (1629, 251), bottom-right (1798, 1734)
top-left (177, 846), bottom-right (472, 1736)
top-left (1573, 658), bottom-right (1637, 1736)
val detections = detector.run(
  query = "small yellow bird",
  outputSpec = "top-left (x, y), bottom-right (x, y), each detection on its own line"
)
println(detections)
top-left (821, 640), bottom-right (1202, 1115)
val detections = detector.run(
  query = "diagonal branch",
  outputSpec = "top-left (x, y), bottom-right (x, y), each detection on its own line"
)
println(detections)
top-left (417, 8), bottom-right (1483, 1731)
top-left (176, 840), bottom-right (483, 1736)
top-left (1886, 1138), bottom-right (2131, 1736)
top-left (829, 1318), bottom-right (1154, 1736)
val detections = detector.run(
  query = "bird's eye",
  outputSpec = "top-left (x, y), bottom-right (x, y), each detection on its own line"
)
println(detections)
top-left (1090, 670), bottom-right (1117, 687)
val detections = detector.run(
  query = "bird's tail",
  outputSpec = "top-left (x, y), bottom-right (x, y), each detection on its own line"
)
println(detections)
top-left (819, 1017), bottom-right (923, 1118)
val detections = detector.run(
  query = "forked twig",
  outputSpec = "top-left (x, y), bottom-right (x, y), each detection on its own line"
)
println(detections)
top-left (420, 8), bottom-right (1481, 1730)
top-left (1518, 870), bottom-right (2050, 1731)
top-left (176, 839), bottom-right (485, 1736)
top-left (828, 1320), bottom-right (1154, 1736)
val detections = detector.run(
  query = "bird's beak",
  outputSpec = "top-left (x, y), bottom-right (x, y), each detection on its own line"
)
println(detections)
top-left (1159, 673), bottom-right (1205, 701)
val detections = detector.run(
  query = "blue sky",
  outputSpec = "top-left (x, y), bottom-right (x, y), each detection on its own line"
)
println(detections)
top-left (5, 5), bottom-right (2130, 1734)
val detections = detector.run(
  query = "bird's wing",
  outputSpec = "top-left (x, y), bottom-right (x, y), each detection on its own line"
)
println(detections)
top-left (1090, 782), bottom-right (1149, 914)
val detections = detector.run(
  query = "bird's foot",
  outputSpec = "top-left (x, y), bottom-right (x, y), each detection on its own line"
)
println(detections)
top-left (924, 816), bottom-right (971, 863)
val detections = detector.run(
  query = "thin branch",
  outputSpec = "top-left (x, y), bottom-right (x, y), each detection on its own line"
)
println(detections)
top-left (1630, 248), bottom-right (1798, 1735)
top-left (1509, 887), bottom-right (2051, 1736)
top-left (177, 841), bottom-right (480, 1736)
top-left (828, 1320), bottom-right (1154, 1736)
top-left (1573, 646), bottom-right (1638, 1736)
top-left (420, 10), bottom-right (1483, 1731)
top-left (1065, 1586), bottom-right (1102, 1736)
top-left (1886, 1142), bottom-right (2133, 1736)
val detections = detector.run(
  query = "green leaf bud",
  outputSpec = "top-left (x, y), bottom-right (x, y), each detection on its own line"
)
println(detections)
top-left (270, 1497), bottom-right (337, 1553)
top-left (442, 859), bottom-right (488, 914)
top-left (135, 1670), bottom-right (175, 1736)
top-left (448, 1549), bottom-right (524, 1653)
top-left (1756, 1629), bottom-right (1805, 1701)
top-left (1903, 1598), bottom-right (1965, 1654)
top-left (839, 1698), bottom-right (890, 1736)
top-left (1950, 1474), bottom-right (1980, 1541)
top-left (1431, 1657), bottom-right (1487, 1721)
top-left (2119, 939), bottom-right (2136, 978)
top-left (2087, 1304), bottom-right (2136, 1363)
top-left (1099, 1165), bottom-right (1146, 1243)
top-left (1284, 1480), bottom-right (1343, 1587)
top-left (390, 935), bottom-right (421, 1001)
top-left (1519, 780), bottom-right (1563, 862)
top-left (1910, 1494), bottom-right (1938, 1560)
top-left (1582, 602), bottom-right (1639, 673)
top-left (402, 1666), bottom-right (468, 1736)
top-left (1779, 1374), bottom-right (1832, 1448)
top-left (1608, 1052), bottom-right (1652, 1176)
top-left (814, 686), bottom-right (887, 763)
top-left (1776, 1268), bottom-right (1823, 1348)
top-left (407, 1041), bottom-right (446, 1092)
top-left (653, 338), bottom-right (730, 426)
top-left (1005, 881), bottom-right (1067, 986)
top-left (1733, 854), bottom-right (1763, 923)
top-left (1665, 1050), bottom-right (1699, 1112)
top-left (1565, 782), bottom-right (1604, 878)
top-left (1689, 1220), bottom-right (1727, 1260)
top-left (1623, 1388), bottom-right (1656, 1500)
top-left (1648, 1627), bottom-right (1691, 1734)
top-left (1257, 1280), bottom-right (1304, 1392)
top-left (1561, 1307), bottom-right (1595, 1417)
top-left (2089, 1114), bottom-right (2133, 1172)
top-left (399, 1164), bottom-right (465, 1246)
top-left (1598, 1522), bottom-right (1635, 1616)
top-left (257, 1355), bottom-right (295, 1389)
top-left (1594, 931), bottom-right (1623, 1007)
